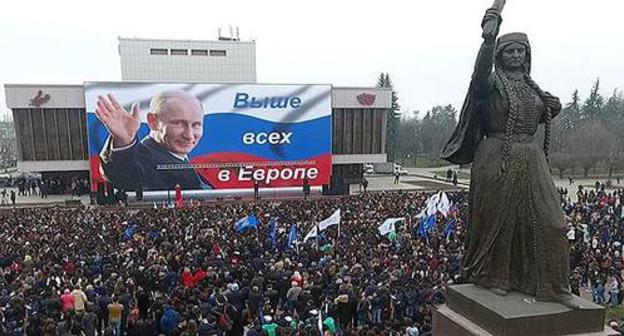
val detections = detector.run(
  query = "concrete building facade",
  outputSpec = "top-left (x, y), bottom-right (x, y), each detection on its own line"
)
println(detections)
top-left (5, 84), bottom-right (389, 195)
top-left (119, 37), bottom-right (256, 83)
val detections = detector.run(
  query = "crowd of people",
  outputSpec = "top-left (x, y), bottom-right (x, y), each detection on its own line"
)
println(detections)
top-left (0, 190), bottom-right (469, 336)
top-left (7, 177), bottom-right (90, 199)
top-left (565, 186), bottom-right (624, 312)
top-left (0, 184), bottom-right (621, 335)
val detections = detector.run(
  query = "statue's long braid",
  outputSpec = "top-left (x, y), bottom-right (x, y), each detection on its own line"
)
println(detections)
top-left (495, 69), bottom-right (520, 174)
top-left (523, 74), bottom-right (551, 160)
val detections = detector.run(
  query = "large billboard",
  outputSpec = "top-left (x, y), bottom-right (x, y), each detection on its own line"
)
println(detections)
top-left (85, 83), bottom-right (332, 192)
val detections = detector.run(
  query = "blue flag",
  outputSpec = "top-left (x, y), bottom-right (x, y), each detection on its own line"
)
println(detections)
top-left (417, 215), bottom-right (436, 243)
top-left (124, 225), bottom-right (136, 241)
top-left (443, 218), bottom-right (456, 239)
top-left (235, 214), bottom-right (259, 233)
top-left (416, 217), bottom-right (427, 240)
top-left (286, 224), bottom-right (298, 250)
top-left (268, 217), bottom-right (278, 248)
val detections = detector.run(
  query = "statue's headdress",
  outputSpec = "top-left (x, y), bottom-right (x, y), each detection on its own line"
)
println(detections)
top-left (495, 32), bottom-right (532, 73)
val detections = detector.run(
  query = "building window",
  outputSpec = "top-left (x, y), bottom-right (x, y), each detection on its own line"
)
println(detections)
top-left (210, 49), bottom-right (227, 56)
top-left (191, 49), bottom-right (208, 56)
top-left (150, 48), bottom-right (168, 55)
top-left (170, 49), bottom-right (188, 56)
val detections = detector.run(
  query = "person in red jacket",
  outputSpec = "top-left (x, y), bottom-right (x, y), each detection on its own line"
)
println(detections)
top-left (175, 183), bottom-right (183, 208)
top-left (60, 289), bottom-right (75, 313)
top-left (181, 268), bottom-right (194, 288)
top-left (193, 268), bottom-right (207, 287)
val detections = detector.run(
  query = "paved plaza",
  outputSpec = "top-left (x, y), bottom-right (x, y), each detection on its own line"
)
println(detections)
top-left (2, 165), bottom-right (620, 208)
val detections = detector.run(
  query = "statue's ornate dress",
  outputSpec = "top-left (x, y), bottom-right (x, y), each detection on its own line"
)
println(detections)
top-left (453, 41), bottom-right (570, 301)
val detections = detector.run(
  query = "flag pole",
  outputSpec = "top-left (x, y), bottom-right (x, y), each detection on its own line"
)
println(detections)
top-left (337, 218), bottom-right (341, 241)
top-left (295, 223), bottom-right (300, 254)
top-left (316, 220), bottom-right (320, 251)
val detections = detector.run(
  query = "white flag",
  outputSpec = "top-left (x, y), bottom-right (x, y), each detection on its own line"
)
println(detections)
top-left (303, 226), bottom-right (319, 243)
top-left (437, 192), bottom-right (452, 218)
top-left (416, 192), bottom-right (441, 219)
top-left (318, 209), bottom-right (341, 231)
top-left (426, 192), bottom-right (441, 216)
top-left (378, 218), bottom-right (405, 235)
top-left (303, 209), bottom-right (341, 243)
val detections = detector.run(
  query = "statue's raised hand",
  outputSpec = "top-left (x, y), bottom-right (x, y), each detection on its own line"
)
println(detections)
top-left (95, 94), bottom-right (141, 148)
top-left (481, 8), bottom-right (502, 43)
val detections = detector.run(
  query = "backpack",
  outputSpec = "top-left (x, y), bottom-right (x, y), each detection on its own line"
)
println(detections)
top-left (218, 305), bottom-right (233, 331)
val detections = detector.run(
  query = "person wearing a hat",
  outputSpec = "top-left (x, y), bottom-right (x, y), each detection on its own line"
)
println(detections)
top-left (323, 316), bottom-right (338, 334)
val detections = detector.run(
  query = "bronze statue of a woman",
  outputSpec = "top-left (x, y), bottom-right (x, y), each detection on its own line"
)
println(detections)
top-left (442, 7), bottom-right (572, 303)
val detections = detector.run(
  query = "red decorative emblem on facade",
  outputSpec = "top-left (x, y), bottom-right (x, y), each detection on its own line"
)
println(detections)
top-left (30, 90), bottom-right (51, 107)
top-left (356, 93), bottom-right (376, 106)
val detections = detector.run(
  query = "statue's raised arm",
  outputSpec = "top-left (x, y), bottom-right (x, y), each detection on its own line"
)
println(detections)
top-left (472, 7), bottom-right (504, 93)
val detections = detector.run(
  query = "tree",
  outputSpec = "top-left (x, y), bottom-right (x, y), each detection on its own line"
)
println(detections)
top-left (397, 111), bottom-right (422, 160)
top-left (0, 121), bottom-right (17, 169)
top-left (419, 105), bottom-right (457, 159)
top-left (568, 120), bottom-right (617, 177)
top-left (606, 150), bottom-right (624, 181)
top-left (549, 153), bottom-right (574, 179)
top-left (581, 78), bottom-right (604, 119)
top-left (549, 82), bottom-right (623, 179)
top-left (601, 89), bottom-right (624, 140)
top-left (549, 90), bottom-right (581, 155)
top-left (376, 73), bottom-right (386, 88)
top-left (562, 90), bottom-right (582, 128)
top-left (377, 73), bottom-right (401, 162)
top-left (603, 89), bottom-right (623, 118)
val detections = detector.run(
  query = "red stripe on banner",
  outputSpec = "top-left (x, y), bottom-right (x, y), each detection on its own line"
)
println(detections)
top-left (89, 153), bottom-right (332, 191)
top-left (192, 152), bottom-right (332, 189)
top-left (89, 156), bottom-right (105, 192)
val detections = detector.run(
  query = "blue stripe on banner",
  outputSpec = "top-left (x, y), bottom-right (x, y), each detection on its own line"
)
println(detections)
top-left (87, 113), bottom-right (331, 160)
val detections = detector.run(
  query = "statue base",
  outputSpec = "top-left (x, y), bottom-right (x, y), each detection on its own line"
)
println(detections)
top-left (433, 284), bottom-right (618, 336)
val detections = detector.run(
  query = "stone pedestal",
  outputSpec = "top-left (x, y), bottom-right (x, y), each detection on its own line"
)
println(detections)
top-left (433, 284), bottom-right (618, 336)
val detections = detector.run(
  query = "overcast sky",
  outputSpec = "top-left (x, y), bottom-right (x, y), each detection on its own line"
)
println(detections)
top-left (1, 0), bottom-right (623, 120)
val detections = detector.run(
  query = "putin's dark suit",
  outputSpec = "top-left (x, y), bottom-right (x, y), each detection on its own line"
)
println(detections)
top-left (100, 136), bottom-right (211, 191)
